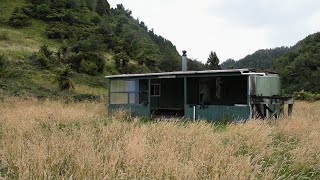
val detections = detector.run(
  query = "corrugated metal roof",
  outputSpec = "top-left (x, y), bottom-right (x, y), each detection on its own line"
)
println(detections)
top-left (105, 69), bottom-right (253, 78)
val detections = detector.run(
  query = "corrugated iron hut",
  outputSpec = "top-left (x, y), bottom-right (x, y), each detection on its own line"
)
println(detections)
top-left (106, 52), bottom-right (293, 121)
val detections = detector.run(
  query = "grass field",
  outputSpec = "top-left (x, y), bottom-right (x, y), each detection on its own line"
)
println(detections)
top-left (0, 98), bottom-right (319, 179)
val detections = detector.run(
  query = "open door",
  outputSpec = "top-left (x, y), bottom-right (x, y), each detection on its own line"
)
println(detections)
top-left (150, 78), bottom-right (184, 117)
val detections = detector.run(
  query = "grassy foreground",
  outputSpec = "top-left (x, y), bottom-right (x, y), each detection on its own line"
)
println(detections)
top-left (0, 98), bottom-right (319, 179)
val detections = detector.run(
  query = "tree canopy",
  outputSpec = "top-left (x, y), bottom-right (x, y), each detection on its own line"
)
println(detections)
top-left (206, 51), bottom-right (220, 70)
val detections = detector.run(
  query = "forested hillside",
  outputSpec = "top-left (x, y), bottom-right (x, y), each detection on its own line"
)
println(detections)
top-left (10, 0), bottom-right (182, 73)
top-left (0, 0), bottom-right (319, 99)
top-left (220, 33), bottom-right (320, 94)
top-left (220, 47), bottom-right (290, 70)
top-left (0, 0), bottom-right (200, 99)
top-left (273, 32), bottom-right (320, 93)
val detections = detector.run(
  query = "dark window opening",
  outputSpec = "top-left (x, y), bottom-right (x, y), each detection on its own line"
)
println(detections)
top-left (139, 79), bottom-right (149, 105)
top-left (187, 76), bottom-right (248, 106)
top-left (150, 78), bottom-right (184, 117)
top-left (151, 84), bottom-right (160, 96)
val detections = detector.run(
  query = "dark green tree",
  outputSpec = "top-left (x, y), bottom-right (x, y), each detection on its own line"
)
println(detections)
top-left (57, 65), bottom-right (74, 91)
top-left (96, 0), bottom-right (110, 16)
top-left (188, 58), bottom-right (207, 71)
top-left (9, 7), bottom-right (32, 28)
top-left (206, 51), bottom-right (220, 70)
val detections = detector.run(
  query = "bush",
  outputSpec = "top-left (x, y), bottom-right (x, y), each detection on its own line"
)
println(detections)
top-left (9, 7), bottom-right (32, 28)
top-left (79, 60), bottom-right (98, 75)
top-left (46, 23), bottom-right (74, 39)
top-left (28, 0), bottom-right (50, 5)
top-left (0, 53), bottom-right (6, 69)
top-left (91, 14), bottom-right (101, 24)
top-left (31, 45), bottom-right (59, 69)
top-left (66, 52), bottom-right (105, 75)
top-left (33, 52), bottom-right (49, 69)
top-left (35, 4), bottom-right (51, 19)
top-left (0, 32), bottom-right (9, 41)
top-left (73, 94), bottom-right (101, 102)
top-left (293, 90), bottom-right (320, 101)
top-left (39, 44), bottom-right (53, 57)
top-left (125, 63), bottom-right (151, 74)
top-left (57, 65), bottom-right (74, 91)
top-left (71, 35), bottom-right (105, 53)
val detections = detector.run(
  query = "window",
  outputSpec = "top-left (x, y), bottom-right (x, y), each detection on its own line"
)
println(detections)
top-left (151, 84), bottom-right (160, 96)
top-left (110, 93), bottom-right (128, 104)
top-left (110, 80), bottom-right (138, 105)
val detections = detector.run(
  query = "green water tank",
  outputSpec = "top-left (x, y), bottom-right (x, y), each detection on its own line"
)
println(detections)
top-left (254, 75), bottom-right (281, 96)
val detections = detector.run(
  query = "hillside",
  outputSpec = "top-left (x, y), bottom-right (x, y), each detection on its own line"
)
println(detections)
top-left (273, 32), bottom-right (320, 93)
top-left (221, 33), bottom-right (320, 94)
top-left (221, 47), bottom-right (290, 70)
top-left (1, 0), bottom-right (319, 99)
top-left (0, 0), bottom-right (190, 99)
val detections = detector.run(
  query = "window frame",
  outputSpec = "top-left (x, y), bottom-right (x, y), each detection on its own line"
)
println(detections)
top-left (109, 79), bottom-right (139, 105)
top-left (151, 83), bottom-right (161, 97)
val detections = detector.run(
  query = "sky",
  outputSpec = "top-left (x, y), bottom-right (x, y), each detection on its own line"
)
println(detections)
top-left (108, 0), bottom-right (320, 63)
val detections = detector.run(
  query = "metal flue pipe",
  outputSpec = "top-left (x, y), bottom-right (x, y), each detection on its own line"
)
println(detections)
top-left (182, 50), bottom-right (187, 72)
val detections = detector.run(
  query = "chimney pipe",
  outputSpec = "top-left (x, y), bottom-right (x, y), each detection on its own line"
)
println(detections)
top-left (182, 50), bottom-right (187, 71)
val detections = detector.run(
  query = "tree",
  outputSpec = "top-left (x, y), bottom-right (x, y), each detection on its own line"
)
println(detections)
top-left (206, 51), bottom-right (220, 70)
top-left (114, 52), bottom-right (129, 73)
top-left (188, 58), bottom-right (207, 71)
top-left (57, 65), bottom-right (74, 91)
top-left (9, 7), bottom-right (32, 28)
top-left (96, 0), bottom-right (110, 16)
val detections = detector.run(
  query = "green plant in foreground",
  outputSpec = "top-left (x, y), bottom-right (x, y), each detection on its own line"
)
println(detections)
top-left (0, 53), bottom-right (6, 69)
top-left (57, 65), bottom-right (74, 91)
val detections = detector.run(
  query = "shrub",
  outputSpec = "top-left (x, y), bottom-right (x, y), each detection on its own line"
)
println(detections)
top-left (30, 45), bottom-right (59, 69)
top-left (34, 52), bottom-right (50, 69)
top-left (0, 32), bottom-right (9, 41)
top-left (9, 7), bottom-right (32, 28)
top-left (27, 0), bottom-right (50, 5)
top-left (91, 14), bottom-right (101, 24)
top-left (79, 60), bottom-right (98, 75)
top-left (63, 9), bottom-right (79, 24)
top-left (39, 44), bottom-right (53, 58)
top-left (126, 63), bottom-right (151, 74)
top-left (0, 53), bottom-right (6, 69)
top-left (66, 52), bottom-right (105, 75)
top-left (293, 90), bottom-right (320, 101)
top-left (46, 23), bottom-right (74, 39)
top-left (57, 65), bottom-right (74, 91)
top-left (71, 35), bottom-right (105, 53)
top-left (35, 3), bottom-right (51, 19)
top-left (73, 94), bottom-right (101, 102)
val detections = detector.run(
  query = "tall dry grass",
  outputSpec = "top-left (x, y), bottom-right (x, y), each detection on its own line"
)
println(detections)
top-left (0, 98), bottom-right (319, 179)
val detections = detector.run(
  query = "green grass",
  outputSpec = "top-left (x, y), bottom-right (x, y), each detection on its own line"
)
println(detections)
top-left (0, 0), bottom-right (59, 59)
top-left (0, 20), bottom-right (59, 60)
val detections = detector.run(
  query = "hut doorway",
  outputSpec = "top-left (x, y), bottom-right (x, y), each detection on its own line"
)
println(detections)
top-left (150, 78), bottom-right (184, 117)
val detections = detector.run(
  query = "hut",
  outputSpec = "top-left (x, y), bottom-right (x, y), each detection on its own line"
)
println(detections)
top-left (106, 52), bottom-right (293, 121)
